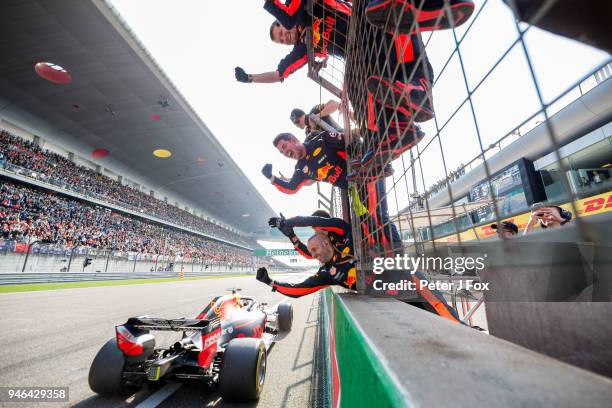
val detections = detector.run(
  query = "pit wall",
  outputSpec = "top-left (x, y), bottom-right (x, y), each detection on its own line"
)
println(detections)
top-left (320, 289), bottom-right (612, 408)
top-left (321, 289), bottom-right (408, 408)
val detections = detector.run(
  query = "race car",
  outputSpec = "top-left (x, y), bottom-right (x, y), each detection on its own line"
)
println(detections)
top-left (88, 289), bottom-right (293, 402)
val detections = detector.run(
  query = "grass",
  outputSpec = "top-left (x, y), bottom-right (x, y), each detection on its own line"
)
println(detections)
top-left (0, 273), bottom-right (253, 294)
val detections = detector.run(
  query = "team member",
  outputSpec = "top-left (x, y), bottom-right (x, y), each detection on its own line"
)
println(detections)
top-left (256, 234), bottom-right (462, 323)
top-left (262, 131), bottom-right (349, 193)
top-left (256, 233), bottom-right (357, 297)
top-left (269, 210), bottom-right (352, 259)
top-left (234, 0), bottom-right (350, 84)
top-left (365, 0), bottom-right (475, 34)
top-left (351, 107), bottom-right (425, 170)
top-left (263, 131), bottom-right (401, 247)
top-left (235, 0), bottom-right (436, 123)
top-left (290, 99), bottom-right (344, 138)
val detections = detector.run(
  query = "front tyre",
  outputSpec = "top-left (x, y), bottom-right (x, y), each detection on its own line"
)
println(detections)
top-left (218, 338), bottom-right (266, 402)
top-left (88, 338), bottom-right (141, 396)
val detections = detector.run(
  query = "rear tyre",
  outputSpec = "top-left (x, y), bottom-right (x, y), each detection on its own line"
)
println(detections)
top-left (218, 338), bottom-right (266, 402)
top-left (88, 338), bottom-right (141, 396)
top-left (277, 303), bottom-right (293, 332)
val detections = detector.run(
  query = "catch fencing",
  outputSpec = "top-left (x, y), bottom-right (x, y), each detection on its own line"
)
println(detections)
top-left (303, 0), bottom-right (611, 293)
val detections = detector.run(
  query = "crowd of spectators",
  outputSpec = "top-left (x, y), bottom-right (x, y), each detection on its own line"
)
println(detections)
top-left (0, 130), bottom-right (254, 247)
top-left (409, 163), bottom-right (467, 210)
top-left (0, 180), bottom-right (259, 265)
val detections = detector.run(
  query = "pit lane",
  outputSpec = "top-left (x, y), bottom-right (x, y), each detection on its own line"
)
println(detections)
top-left (0, 273), bottom-right (321, 407)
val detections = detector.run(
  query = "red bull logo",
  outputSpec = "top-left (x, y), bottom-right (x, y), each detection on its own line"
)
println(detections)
top-left (312, 16), bottom-right (336, 55)
top-left (346, 267), bottom-right (356, 288)
top-left (317, 162), bottom-right (334, 180)
top-left (327, 166), bottom-right (343, 184)
top-left (312, 18), bottom-right (322, 47)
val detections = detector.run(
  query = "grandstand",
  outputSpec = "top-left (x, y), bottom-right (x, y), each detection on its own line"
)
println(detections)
top-left (0, 0), bottom-right (279, 273)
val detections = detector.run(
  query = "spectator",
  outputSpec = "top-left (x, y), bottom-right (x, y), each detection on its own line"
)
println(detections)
top-left (0, 130), bottom-right (252, 247)
top-left (0, 180), bottom-right (263, 265)
top-left (523, 203), bottom-right (572, 235)
top-left (491, 221), bottom-right (519, 238)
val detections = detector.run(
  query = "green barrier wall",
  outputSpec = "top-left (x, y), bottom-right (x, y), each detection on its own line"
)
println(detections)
top-left (324, 289), bottom-right (407, 408)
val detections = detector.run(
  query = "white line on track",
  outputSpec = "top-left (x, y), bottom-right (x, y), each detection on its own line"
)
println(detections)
top-left (134, 381), bottom-right (182, 408)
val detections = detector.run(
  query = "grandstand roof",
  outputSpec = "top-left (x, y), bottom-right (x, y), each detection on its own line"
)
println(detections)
top-left (0, 0), bottom-right (276, 234)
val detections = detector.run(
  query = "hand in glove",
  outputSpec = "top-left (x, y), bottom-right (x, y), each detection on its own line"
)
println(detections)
top-left (235, 67), bottom-right (252, 83)
top-left (269, 214), bottom-right (295, 238)
top-left (256, 267), bottom-right (272, 285)
top-left (261, 163), bottom-right (274, 180)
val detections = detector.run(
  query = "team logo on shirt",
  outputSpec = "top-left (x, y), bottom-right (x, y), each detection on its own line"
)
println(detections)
top-left (312, 16), bottom-right (336, 54)
top-left (317, 163), bottom-right (334, 180)
top-left (302, 165), bottom-right (309, 173)
top-left (346, 267), bottom-right (356, 288)
top-left (312, 18), bottom-right (322, 47)
top-left (313, 147), bottom-right (322, 157)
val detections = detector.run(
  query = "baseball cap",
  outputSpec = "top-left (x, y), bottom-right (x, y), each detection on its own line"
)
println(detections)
top-left (491, 221), bottom-right (519, 234)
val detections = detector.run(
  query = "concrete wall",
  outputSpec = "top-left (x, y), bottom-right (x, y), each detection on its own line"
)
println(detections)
top-left (322, 289), bottom-right (612, 408)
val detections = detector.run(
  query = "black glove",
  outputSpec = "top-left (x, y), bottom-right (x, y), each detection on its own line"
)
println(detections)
top-left (235, 67), bottom-right (251, 83)
top-left (261, 163), bottom-right (273, 180)
top-left (268, 216), bottom-right (282, 228)
top-left (256, 267), bottom-right (272, 285)
top-left (269, 214), bottom-right (295, 238)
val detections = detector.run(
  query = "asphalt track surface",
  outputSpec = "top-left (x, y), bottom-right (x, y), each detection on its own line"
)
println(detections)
top-left (0, 273), bottom-right (320, 408)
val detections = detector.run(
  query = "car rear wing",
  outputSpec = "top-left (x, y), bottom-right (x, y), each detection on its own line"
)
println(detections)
top-left (125, 317), bottom-right (218, 331)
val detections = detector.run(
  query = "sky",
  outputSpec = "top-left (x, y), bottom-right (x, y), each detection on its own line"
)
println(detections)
top-left (108, 0), bottom-right (609, 224)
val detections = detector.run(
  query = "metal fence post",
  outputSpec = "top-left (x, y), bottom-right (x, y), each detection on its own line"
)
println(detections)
top-left (104, 249), bottom-right (114, 272)
top-left (21, 240), bottom-right (41, 272)
top-left (153, 253), bottom-right (160, 272)
top-left (82, 248), bottom-right (90, 272)
top-left (66, 246), bottom-right (78, 272)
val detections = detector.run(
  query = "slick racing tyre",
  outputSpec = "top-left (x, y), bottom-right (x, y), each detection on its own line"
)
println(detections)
top-left (219, 338), bottom-right (267, 402)
top-left (277, 302), bottom-right (293, 332)
top-left (88, 338), bottom-right (142, 396)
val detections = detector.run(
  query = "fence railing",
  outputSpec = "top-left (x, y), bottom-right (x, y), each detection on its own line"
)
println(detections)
top-left (302, 0), bottom-right (611, 294)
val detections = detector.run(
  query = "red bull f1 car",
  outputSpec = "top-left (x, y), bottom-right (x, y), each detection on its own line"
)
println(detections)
top-left (88, 289), bottom-right (293, 402)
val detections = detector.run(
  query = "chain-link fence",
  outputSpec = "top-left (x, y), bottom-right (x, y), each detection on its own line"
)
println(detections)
top-left (302, 0), bottom-right (611, 299)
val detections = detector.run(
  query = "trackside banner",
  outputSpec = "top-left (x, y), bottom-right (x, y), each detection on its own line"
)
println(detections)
top-left (252, 249), bottom-right (300, 256)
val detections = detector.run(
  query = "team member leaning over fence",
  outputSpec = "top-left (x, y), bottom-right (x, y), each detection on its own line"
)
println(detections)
top-left (234, 0), bottom-right (439, 124)
top-left (262, 131), bottom-right (400, 248)
top-left (290, 99), bottom-right (344, 140)
top-left (365, 0), bottom-right (475, 34)
top-left (268, 209), bottom-right (353, 259)
top-left (256, 232), bottom-right (462, 323)
top-left (256, 233), bottom-right (357, 296)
